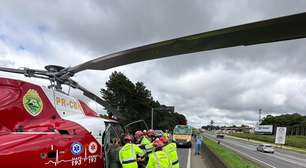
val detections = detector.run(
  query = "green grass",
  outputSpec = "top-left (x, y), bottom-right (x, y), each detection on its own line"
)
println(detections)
top-left (230, 133), bottom-right (306, 149)
top-left (205, 138), bottom-right (260, 168)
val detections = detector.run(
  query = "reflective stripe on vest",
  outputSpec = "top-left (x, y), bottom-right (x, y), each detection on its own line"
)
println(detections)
top-left (154, 152), bottom-right (160, 168)
top-left (172, 159), bottom-right (179, 165)
top-left (121, 144), bottom-right (135, 164)
top-left (145, 145), bottom-right (153, 152)
top-left (122, 159), bottom-right (137, 164)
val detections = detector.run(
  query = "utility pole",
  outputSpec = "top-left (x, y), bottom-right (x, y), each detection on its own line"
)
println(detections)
top-left (151, 108), bottom-right (154, 129)
top-left (210, 120), bottom-right (214, 131)
top-left (259, 109), bottom-right (262, 124)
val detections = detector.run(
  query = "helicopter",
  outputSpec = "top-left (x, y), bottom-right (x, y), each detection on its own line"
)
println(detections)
top-left (0, 12), bottom-right (305, 168)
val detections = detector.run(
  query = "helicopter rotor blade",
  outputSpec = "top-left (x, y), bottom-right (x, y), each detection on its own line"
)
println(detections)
top-left (68, 12), bottom-right (306, 74)
top-left (0, 67), bottom-right (28, 74)
top-left (0, 66), bottom-right (50, 77)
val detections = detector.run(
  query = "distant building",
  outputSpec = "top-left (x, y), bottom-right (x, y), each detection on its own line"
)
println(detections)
top-left (222, 125), bottom-right (253, 133)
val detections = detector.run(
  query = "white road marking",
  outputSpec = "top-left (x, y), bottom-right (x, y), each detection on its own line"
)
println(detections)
top-left (222, 143), bottom-right (276, 168)
top-left (265, 152), bottom-right (306, 167)
top-left (274, 152), bottom-right (306, 163)
top-left (204, 134), bottom-right (276, 168)
top-left (187, 148), bottom-right (191, 168)
top-left (226, 135), bottom-right (306, 167)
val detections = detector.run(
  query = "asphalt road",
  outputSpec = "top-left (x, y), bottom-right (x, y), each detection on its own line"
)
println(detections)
top-left (204, 133), bottom-right (306, 168)
top-left (177, 148), bottom-right (190, 168)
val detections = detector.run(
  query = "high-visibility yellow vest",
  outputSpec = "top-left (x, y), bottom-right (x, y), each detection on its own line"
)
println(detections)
top-left (146, 150), bottom-right (171, 168)
top-left (141, 136), bottom-right (151, 145)
top-left (145, 142), bottom-right (154, 154)
top-left (119, 143), bottom-right (145, 168)
top-left (163, 133), bottom-right (169, 138)
top-left (163, 143), bottom-right (179, 168)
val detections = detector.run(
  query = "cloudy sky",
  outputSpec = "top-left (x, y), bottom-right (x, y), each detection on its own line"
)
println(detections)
top-left (1, 0), bottom-right (306, 127)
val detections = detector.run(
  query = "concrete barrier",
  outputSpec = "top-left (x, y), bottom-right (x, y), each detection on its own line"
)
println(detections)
top-left (202, 143), bottom-right (228, 168)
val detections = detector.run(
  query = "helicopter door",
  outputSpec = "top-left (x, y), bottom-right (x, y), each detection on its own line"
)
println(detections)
top-left (103, 124), bottom-right (122, 168)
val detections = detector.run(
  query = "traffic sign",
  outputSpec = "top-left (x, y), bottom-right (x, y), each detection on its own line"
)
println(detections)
top-left (275, 127), bottom-right (287, 145)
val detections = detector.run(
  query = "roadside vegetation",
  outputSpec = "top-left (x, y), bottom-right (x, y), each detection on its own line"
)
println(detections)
top-left (205, 138), bottom-right (260, 168)
top-left (230, 133), bottom-right (306, 149)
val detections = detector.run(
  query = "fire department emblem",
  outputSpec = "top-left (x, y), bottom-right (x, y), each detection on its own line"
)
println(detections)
top-left (88, 142), bottom-right (98, 154)
top-left (23, 89), bottom-right (43, 116)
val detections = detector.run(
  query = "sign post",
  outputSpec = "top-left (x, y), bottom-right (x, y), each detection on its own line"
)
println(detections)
top-left (275, 127), bottom-right (287, 145)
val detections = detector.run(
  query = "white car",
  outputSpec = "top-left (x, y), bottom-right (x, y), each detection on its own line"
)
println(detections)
top-left (256, 144), bottom-right (274, 153)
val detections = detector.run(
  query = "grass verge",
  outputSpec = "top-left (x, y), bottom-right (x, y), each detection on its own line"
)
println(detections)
top-left (230, 133), bottom-right (306, 149)
top-left (205, 138), bottom-right (260, 168)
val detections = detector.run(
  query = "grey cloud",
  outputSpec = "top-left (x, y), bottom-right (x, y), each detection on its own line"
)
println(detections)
top-left (1, 1), bottom-right (306, 127)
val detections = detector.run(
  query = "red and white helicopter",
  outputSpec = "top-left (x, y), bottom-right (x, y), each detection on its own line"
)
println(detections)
top-left (0, 12), bottom-right (305, 168)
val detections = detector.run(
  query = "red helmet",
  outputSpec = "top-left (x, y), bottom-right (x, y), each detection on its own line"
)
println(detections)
top-left (160, 137), bottom-right (168, 144)
top-left (124, 135), bottom-right (133, 141)
top-left (148, 129), bottom-right (155, 136)
top-left (153, 139), bottom-right (164, 149)
top-left (135, 130), bottom-right (143, 139)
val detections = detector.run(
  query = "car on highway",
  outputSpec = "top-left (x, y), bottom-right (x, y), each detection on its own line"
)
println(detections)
top-left (216, 134), bottom-right (225, 139)
top-left (256, 144), bottom-right (274, 153)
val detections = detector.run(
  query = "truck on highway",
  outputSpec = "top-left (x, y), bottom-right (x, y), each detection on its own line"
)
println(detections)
top-left (173, 125), bottom-right (192, 148)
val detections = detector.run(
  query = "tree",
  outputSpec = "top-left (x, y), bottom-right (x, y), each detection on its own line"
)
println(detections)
top-left (100, 71), bottom-right (187, 131)
top-left (261, 113), bottom-right (306, 127)
top-left (100, 71), bottom-right (135, 120)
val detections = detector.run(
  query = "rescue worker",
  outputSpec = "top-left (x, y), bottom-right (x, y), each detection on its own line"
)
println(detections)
top-left (119, 135), bottom-right (146, 168)
top-left (135, 130), bottom-right (144, 144)
top-left (161, 137), bottom-right (179, 168)
top-left (141, 130), bottom-right (153, 155)
top-left (143, 130), bottom-right (147, 136)
top-left (141, 130), bottom-right (152, 146)
top-left (147, 129), bottom-right (156, 141)
top-left (146, 139), bottom-right (171, 168)
top-left (163, 130), bottom-right (170, 139)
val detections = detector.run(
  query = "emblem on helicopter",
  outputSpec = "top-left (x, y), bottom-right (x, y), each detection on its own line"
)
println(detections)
top-left (23, 89), bottom-right (43, 116)
top-left (71, 142), bottom-right (83, 155)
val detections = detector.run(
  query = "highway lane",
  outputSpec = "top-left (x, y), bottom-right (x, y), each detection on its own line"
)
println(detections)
top-left (204, 133), bottom-right (306, 168)
top-left (177, 148), bottom-right (190, 168)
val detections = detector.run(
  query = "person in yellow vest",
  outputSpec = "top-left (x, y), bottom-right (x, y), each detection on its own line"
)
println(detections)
top-left (146, 139), bottom-right (171, 168)
top-left (140, 130), bottom-right (153, 154)
top-left (141, 135), bottom-right (151, 145)
top-left (161, 137), bottom-right (179, 168)
top-left (141, 130), bottom-right (151, 144)
top-left (147, 129), bottom-right (156, 141)
top-left (135, 130), bottom-right (144, 144)
top-left (119, 135), bottom-right (146, 168)
top-left (163, 131), bottom-right (169, 139)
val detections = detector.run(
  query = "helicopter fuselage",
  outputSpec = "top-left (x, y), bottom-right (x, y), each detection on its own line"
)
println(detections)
top-left (0, 77), bottom-right (114, 168)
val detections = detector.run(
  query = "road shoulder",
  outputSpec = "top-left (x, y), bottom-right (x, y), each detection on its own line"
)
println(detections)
top-left (191, 143), bottom-right (208, 168)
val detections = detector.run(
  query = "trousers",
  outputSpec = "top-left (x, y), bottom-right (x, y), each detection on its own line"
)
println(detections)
top-left (195, 143), bottom-right (201, 155)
